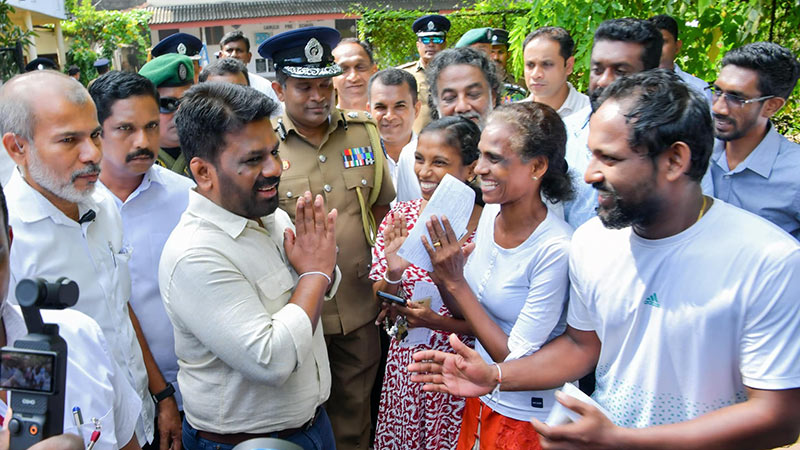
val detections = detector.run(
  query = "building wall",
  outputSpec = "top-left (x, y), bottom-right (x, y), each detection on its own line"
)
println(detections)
top-left (150, 16), bottom-right (357, 80)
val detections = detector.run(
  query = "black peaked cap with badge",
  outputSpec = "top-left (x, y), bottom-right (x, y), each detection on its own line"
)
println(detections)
top-left (491, 28), bottom-right (509, 45)
top-left (412, 14), bottom-right (451, 37)
top-left (139, 53), bottom-right (194, 88)
top-left (151, 32), bottom-right (203, 58)
top-left (25, 57), bottom-right (58, 72)
top-left (258, 26), bottom-right (343, 79)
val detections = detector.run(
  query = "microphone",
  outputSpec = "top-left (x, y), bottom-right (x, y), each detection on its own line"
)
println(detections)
top-left (78, 209), bottom-right (96, 224)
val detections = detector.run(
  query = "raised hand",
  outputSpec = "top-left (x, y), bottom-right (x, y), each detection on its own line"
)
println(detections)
top-left (408, 333), bottom-right (497, 398)
top-left (285, 191), bottom-right (337, 279)
top-left (383, 211), bottom-right (411, 278)
top-left (421, 215), bottom-right (474, 290)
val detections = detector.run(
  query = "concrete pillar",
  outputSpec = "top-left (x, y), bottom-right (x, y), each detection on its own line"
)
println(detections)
top-left (23, 11), bottom-right (37, 60)
top-left (54, 21), bottom-right (66, 67)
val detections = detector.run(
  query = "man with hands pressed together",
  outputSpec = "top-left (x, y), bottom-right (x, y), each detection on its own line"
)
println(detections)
top-left (160, 82), bottom-right (339, 450)
top-left (409, 70), bottom-right (800, 450)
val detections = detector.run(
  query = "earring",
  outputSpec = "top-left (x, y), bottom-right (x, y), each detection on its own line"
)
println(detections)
top-left (532, 176), bottom-right (538, 181)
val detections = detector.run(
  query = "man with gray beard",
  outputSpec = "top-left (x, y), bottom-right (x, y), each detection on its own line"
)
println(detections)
top-left (0, 70), bottom-right (153, 448)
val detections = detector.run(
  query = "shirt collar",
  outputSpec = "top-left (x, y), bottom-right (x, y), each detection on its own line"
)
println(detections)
top-left (558, 83), bottom-right (581, 115)
top-left (186, 189), bottom-right (274, 239)
top-left (713, 123), bottom-right (781, 178)
top-left (281, 108), bottom-right (343, 141)
top-left (6, 169), bottom-right (100, 226)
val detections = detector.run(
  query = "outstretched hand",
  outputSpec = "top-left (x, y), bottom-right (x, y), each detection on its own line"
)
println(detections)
top-left (285, 191), bottom-right (338, 278)
top-left (421, 215), bottom-right (474, 289)
top-left (530, 392), bottom-right (622, 450)
top-left (408, 333), bottom-right (497, 398)
top-left (383, 211), bottom-right (411, 276)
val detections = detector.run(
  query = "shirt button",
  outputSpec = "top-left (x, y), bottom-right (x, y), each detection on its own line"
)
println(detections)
top-left (361, 178), bottom-right (368, 186)
top-left (286, 191), bottom-right (293, 198)
top-left (318, 155), bottom-right (327, 163)
top-left (323, 184), bottom-right (332, 192)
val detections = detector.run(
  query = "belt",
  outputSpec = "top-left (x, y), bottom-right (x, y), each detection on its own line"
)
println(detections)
top-left (195, 407), bottom-right (322, 445)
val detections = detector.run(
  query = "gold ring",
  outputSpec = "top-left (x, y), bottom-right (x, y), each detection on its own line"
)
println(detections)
top-left (433, 241), bottom-right (442, 248)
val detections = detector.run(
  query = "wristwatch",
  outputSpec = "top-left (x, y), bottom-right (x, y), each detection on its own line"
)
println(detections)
top-left (151, 383), bottom-right (175, 404)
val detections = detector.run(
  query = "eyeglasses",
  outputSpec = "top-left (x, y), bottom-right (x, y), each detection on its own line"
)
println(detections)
top-left (159, 97), bottom-right (181, 114)
top-left (418, 36), bottom-right (445, 45)
top-left (705, 85), bottom-right (774, 109)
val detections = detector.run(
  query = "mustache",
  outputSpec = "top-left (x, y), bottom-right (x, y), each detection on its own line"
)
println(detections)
top-left (125, 148), bottom-right (155, 162)
top-left (458, 112), bottom-right (481, 122)
top-left (712, 113), bottom-right (733, 123)
top-left (70, 163), bottom-right (101, 182)
top-left (254, 176), bottom-right (280, 190)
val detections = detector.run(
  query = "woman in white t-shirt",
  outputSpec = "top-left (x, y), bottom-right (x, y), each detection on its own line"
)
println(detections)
top-left (423, 102), bottom-right (574, 450)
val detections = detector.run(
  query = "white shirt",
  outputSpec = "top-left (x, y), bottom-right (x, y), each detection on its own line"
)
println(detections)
top-left (557, 83), bottom-right (590, 119)
top-left (392, 133), bottom-right (422, 202)
top-left (2, 304), bottom-right (141, 449)
top-left (567, 201), bottom-right (800, 428)
top-left (96, 165), bottom-right (194, 410)
top-left (159, 190), bottom-right (334, 434)
top-left (0, 151), bottom-right (14, 186)
top-left (248, 71), bottom-right (284, 119)
top-left (562, 105), bottom-right (596, 228)
top-left (5, 169), bottom-right (154, 445)
top-left (464, 204), bottom-right (572, 421)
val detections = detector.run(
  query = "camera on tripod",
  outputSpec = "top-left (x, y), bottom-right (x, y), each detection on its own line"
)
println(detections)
top-left (0, 277), bottom-right (78, 449)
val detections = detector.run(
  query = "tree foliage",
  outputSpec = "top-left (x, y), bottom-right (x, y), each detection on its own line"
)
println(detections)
top-left (0, 0), bottom-right (36, 81)
top-left (61, 0), bottom-right (151, 85)
top-left (352, 0), bottom-right (800, 138)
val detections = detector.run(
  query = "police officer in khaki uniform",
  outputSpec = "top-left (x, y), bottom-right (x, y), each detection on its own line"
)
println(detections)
top-left (398, 14), bottom-right (450, 134)
top-left (259, 27), bottom-right (395, 450)
top-left (139, 53), bottom-right (195, 177)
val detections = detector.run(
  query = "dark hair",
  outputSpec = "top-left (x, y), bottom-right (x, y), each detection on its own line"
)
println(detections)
top-left (89, 71), bottom-right (159, 126)
top-left (721, 42), bottom-right (800, 99)
top-left (368, 68), bottom-right (418, 104)
top-left (597, 69), bottom-right (712, 181)
top-left (220, 30), bottom-right (250, 52)
top-left (487, 102), bottom-right (574, 204)
top-left (175, 82), bottom-right (278, 164)
top-left (594, 18), bottom-right (663, 71)
top-left (648, 14), bottom-right (679, 40)
top-left (96, 64), bottom-right (110, 75)
top-left (419, 115), bottom-right (481, 166)
top-left (523, 26), bottom-right (575, 61)
top-left (337, 38), bottom-right (375, 64)
top-left (67, 65), bottom-right (80, 76)
top-left (199, 58), bottom-right (250, 85)
top-left (0, 183), bottom-right (8, 233)
top-left (275, 69), bottom-right (288, 87)
top-left (427, 47), bottom-right (502, 113)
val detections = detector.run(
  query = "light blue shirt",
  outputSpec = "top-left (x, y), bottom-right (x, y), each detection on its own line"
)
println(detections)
top-left (562, 105), bottom-right (597, 228)
top-left (97, 165), bottom-right (194, 409)
top-left (710, 123), bottom-right (800, 240)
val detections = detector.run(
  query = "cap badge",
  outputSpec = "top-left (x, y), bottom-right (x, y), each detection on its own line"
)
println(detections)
top-left (178, 64), bottom-right (187, 81)
top-left (177, 42), bottom-right (187, 55)
top-left (427, 21), bottom-right (435, 31)
top-left (305, 38), bottom-right (323, 63)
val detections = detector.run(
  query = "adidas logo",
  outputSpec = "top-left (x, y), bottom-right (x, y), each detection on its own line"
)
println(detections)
top-left (644, 293), bottom-right (660, 308)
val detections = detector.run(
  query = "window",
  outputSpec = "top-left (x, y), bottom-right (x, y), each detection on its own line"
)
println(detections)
top-left (158, 29), bottom-right (179, 41)
top-left (204, 26), bottom-right (225, 45)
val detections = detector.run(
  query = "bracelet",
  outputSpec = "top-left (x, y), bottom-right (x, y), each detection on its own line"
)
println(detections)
top-left (488, 363), bottom-right (502, 404)
top-left (298, 271), bottom-right (332, 285)
top-left (383, 271), bottom-right (402, 285)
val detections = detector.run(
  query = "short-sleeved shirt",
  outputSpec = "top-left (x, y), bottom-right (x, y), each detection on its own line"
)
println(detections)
top-left (709, 123), bottom-right (800, 240)
top-left (96, 165), bottom-right (195, 410)
top-left (393, 133), bottom-right (423, 202)
top-left (399, 60), bottom-right (433, 134)
top-left (275, 108), bottom-right (396, 334)
top-left (567, 200), bottom-right (800, 428)
top-left (2, 304), bottom-right (141, 449)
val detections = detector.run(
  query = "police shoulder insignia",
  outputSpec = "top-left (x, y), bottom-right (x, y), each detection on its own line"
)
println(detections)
top-left (342, 146), bottom-right (375, 168)
top-left (347, 111), bottom-right (359, 119)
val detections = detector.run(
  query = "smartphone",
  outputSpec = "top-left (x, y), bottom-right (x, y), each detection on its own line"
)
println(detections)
top-left (0, 348), bottom-right (57, 394)
top-left (377, 290), bottom-right (407, 306)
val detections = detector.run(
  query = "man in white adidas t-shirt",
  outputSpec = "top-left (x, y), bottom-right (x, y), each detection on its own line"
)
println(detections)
top-left (409, 70), bottom-right (800, 449)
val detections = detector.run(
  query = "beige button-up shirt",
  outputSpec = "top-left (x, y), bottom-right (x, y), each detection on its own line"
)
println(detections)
top-left (159, 190), bottom-right (333, 434)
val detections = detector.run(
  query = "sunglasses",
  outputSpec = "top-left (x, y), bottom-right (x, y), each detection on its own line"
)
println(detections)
top-left (418, 36), bottom-right (445, 45)
top-left (159, 97), bottom-right (181, 114)
top-left (705, 85), bottom-right (774, 109)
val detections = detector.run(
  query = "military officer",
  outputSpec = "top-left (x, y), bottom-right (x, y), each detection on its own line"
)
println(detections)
top-left (139, 53), bottom-right (195, 177)
top-left (259, 27), bottom-right (395, 450)
top-left (398, 14), bottom-right (450, 133)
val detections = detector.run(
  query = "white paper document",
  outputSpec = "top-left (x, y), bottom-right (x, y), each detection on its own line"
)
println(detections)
top-left (400, 281), bottom-right (444, 348)
top-left (397, 174), bottom-right (475, 272)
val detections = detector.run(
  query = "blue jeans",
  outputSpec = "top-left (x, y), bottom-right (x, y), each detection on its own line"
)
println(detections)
top-left (182, 408), bottom-right (336, 450)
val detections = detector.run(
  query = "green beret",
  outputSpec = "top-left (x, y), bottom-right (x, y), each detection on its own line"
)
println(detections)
top-left (139, 53), bottom-right (194, 88)
top-left (455, 28), bottom-right (493, 48)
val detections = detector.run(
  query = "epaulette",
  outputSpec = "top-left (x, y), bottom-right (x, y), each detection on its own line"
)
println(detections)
top-left (397, 61), bottom-right (417, 69)
top-left (273, 117), bottom-right (288, 141)
top-left (340, 109), bottom-right (376, 124)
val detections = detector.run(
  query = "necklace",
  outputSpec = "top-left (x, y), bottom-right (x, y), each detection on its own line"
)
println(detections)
top-left (696, 195), bottom-right (708, 222)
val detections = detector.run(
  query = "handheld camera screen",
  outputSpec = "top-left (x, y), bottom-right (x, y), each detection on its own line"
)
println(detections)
top-left (0, 349), bottom-right (56, 394)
